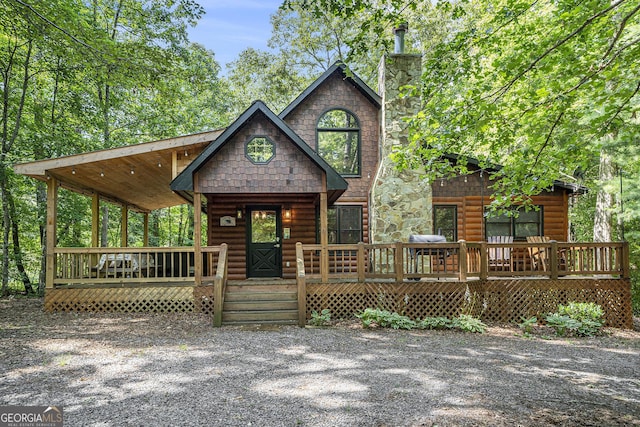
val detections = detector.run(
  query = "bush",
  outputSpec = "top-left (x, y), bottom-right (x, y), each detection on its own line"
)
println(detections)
top-left (356, 308), bottom-right (416, 330)
top-left (518, 316), bottom-right (538, 335)
top-left (546, 302), bottom-right (604, 337)
top-left (357, 309), bottom-right (486, 333)
top-left (451, 314), bottom-right (487, 333)
top-left (309, 309), bottom-right (331, 326)
top-left (418, 317), bottom-right (453, 330)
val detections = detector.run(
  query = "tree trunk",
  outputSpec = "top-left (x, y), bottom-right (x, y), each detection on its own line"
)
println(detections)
top-left (37, 182), bottom-right (46, 296)
top-left (1, 171), bottom-right (10, 296)
top-left (8, 191), bottom-right (33, 293)
top-left (593, 151), bottom-right (614, 242)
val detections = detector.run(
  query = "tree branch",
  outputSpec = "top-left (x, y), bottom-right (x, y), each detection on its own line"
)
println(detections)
top-left (10, 0), bottom-right (98, 52)
top-left (533, 109), bottom-right (565, 170)
top-left (601, 2), bottom-right (640, 62)
top-left (487, 0), bottom-right (628, 102)
top-left (600, 80), bottom-right (640, 135)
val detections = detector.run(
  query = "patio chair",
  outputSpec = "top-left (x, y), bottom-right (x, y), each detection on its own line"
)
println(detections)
top-left (488, 235), bottom-right (513, 271)
top-left (526, 236), bottom-right (549, 271)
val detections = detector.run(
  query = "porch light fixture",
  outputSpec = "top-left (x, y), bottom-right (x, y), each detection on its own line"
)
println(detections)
top-left (130, 168), bottom-right (135, 175)
top-left (440, 179), bottom-right (444, 187)
top-left (464, 175), bottom-right (468, 183)
top-left (158, 161), bottom-right (162, 167)
top-left (184, 150), bottom-right (188, 157)
top-left (236, 208), bottom-right (243, 219)
top-left (284, 207), bottom-right (291, 220)
top-left (100, 170), bottom-right (104, 177)
top-left (72, 168), bottom-right (76, 175)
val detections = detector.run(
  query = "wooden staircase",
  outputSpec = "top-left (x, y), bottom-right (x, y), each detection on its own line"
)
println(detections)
top-left (222, 280), bottom-right (298, 325)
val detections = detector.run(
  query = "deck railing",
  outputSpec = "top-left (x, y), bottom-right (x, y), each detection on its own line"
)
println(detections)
top-left (53, 246), bottom-right (225, 287)
top-left (296, 240), bottom-right (629, 283)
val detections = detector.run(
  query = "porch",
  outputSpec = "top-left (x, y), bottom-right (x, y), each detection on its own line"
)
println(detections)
top-left (45, 240), bottom-right (633, 329)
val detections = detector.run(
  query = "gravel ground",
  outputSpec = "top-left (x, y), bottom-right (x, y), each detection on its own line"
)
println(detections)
top-left (1, 298), bottom-right (639, 427)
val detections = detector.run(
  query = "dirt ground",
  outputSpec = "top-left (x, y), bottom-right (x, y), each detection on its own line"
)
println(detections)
top-left (1, 297), bottom-right (639, 427)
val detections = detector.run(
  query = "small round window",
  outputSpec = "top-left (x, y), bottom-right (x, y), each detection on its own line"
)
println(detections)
top-left (245, 136), bottom-right (275, 164)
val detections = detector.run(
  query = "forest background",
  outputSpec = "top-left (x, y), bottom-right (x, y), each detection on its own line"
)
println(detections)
top-left (1, 0), bottom-right (638, 314)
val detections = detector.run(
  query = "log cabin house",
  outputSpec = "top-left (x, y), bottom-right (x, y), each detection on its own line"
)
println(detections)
top-left (14, 35), bottom-right (632, 327)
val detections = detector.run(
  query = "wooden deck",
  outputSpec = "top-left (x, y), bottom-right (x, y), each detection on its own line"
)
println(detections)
top-left (44, 241), bottom-right (632, 329)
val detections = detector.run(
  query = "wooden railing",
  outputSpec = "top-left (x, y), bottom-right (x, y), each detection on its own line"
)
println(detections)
top-left (296, 240), bottom-right (629, 283)
top-left (211, 243), bottom-right (228, 327)
top-left (53, 246), bottom-right (225, 287)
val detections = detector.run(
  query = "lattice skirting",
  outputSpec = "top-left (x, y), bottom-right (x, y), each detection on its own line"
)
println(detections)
top-left (45, 286), bottom-right (216, 315)
top-left (306, 278), bottom-right (633, 329)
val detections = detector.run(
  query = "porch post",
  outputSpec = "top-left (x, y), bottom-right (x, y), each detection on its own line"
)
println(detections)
top-left (45, 175), bottom-right (58, 289)
top-left (143, 212), bottom-right (149, 246)
top-left (91, 193), bottom-right (99, 248)
top-left (193, 191), bottom-right (202, 286)
top-left (319, 191), bottom-right (329, 282)
top-left (458, 240), bottom-right (468, 282)
top-left (120, 205), bottom-right (128, 247)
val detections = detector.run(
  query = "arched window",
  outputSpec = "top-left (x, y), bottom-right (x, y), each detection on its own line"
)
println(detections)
top-left (317, 109), bottom-right (360, 176)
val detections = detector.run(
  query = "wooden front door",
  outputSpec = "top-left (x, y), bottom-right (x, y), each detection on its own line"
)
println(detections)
top-left (246, 206), bottom-right (282, 278)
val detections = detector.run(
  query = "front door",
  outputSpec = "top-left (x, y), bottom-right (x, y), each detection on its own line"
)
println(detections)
top-left (247, 206), bottom-right (282, 278)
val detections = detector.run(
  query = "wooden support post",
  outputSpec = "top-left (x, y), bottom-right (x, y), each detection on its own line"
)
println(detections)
top-left (357, 242), bottom-right (365, 283)
top-left (480, 241), bottom-right (488, 281)
top-left (621, 241), bottom-right (630, 279)
top-left (296, 242), bottom-right (307, 327)
top-left (213, 243), bottom-right (228, 327)
top-left (395, 242), bottom-right (404, 282)
top-left (458, 240), bottom-right (467, 282)
top-left (45, 176), bottom-right (58, 289)
top-left (319, 191), bottom-right (329, 283)
top-left (90, 193), bottom-right (100, 269)
top-left (193, 190), bottom-right (202, 287)
top-left (143, 212), bottom-right (149, 247)
top-left (120, 205), bottom-right (128, 248)
top-left (550, 240), bottom-right (559, 280)
top-left (91, 193), bottom-right (99, 248)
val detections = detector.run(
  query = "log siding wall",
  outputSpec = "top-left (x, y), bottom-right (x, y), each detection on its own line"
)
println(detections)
top-left (432, 170), bottom-right (571, 242)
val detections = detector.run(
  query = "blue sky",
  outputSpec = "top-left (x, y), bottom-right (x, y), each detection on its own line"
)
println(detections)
top-left (187, 1), bottom-right (283, 74)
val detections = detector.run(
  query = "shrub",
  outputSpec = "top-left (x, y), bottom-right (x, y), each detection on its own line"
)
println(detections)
top-left (356, 308), bottom-right (416, 330)
top-left (309, 309), bottom-right (331, 326)
top-left (418, 317), bottom-right (453, 330)
top-left (546, 302), bottom-right (604, 337)
top-left (451, 314), bottom-right (487, 333)
top-left (356, 309), bottom-right (487, 333)
top-left (518, 316), bottom-right (538, 335)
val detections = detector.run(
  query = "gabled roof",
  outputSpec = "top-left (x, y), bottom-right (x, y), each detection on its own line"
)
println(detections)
top-left (13, 129), bottom-right (224, 212)
top-left (171, 100), bottom-right (348, 202)
top-left (279, 62), bottom-right (381, 119)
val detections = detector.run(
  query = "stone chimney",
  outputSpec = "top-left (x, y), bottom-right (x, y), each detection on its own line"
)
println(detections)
top-left (369, 25), bottom-right (432, 243)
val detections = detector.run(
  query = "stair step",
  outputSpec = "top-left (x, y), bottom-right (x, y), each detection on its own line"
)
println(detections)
top-left (223, 300), bottom-right (298, 311)
top-left (224, 291), bottom-right (297, 302)
top-left (223, 310), bottom-right (299, 323)
top-left (225, 284), bottom-right (297, 293)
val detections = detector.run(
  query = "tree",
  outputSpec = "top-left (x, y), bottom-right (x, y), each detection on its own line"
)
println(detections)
top-left (1, 0), bottom-right (230, 294)
top-left (294, 0), bottom-right (640, 221)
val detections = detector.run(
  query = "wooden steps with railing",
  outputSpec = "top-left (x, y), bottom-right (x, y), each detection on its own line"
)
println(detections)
top-left (222, 280), bottom-right (298, 325)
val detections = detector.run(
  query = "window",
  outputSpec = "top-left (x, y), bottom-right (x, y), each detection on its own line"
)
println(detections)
top-left (245, 136), bottom-right (275, 164)
top-left (324, 206), bottom-right (363, 244)
top-left (485, 207), bottom-right (543, 240)
top-left (433, 205), bottom-right (457, 242)
top-left (317, 109), bottom-right (360, 176)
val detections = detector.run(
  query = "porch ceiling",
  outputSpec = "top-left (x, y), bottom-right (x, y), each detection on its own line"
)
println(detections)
top-left (13, 129), bottom-right (224, 212)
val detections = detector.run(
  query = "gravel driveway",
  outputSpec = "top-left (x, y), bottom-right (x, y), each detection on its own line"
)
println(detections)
top-left (1, 298), bottom-right (639, 426)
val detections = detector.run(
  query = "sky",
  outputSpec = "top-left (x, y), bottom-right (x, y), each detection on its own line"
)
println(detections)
top-left (187, 1), bottom-right (283, 74)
